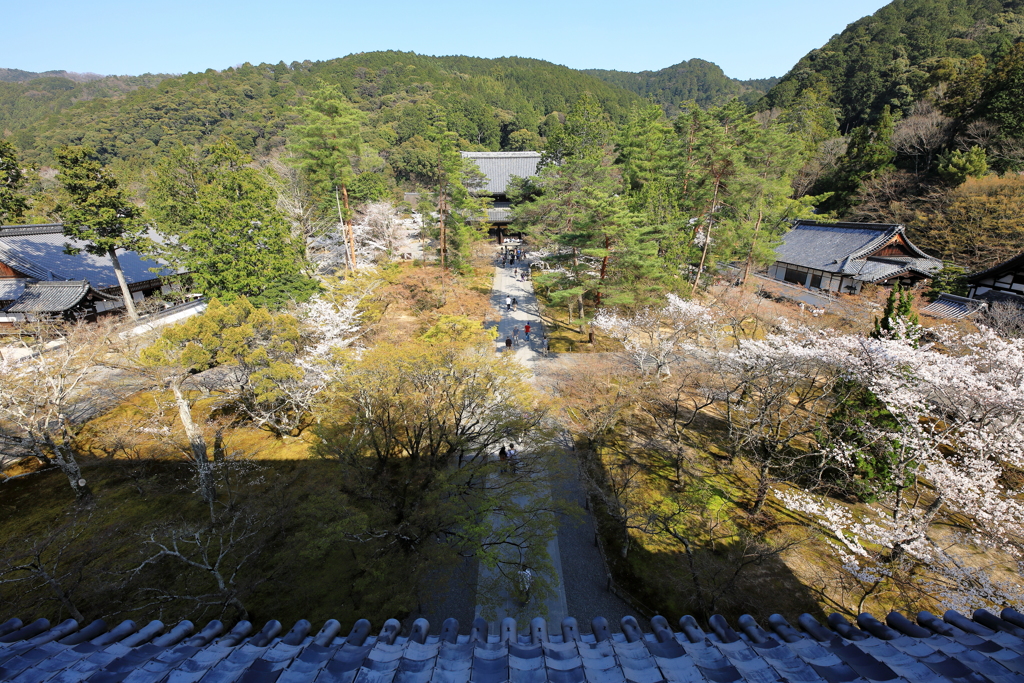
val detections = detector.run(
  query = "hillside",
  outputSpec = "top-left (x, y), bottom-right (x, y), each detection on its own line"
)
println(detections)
top-left (0, 68), bottom-right (109, 83)
top-left (585, 59), bottom-right (778, 114)
top-left (2, 52), bottom-right (646, 169)
top-left (762, 0), bottom-right (1024, 128)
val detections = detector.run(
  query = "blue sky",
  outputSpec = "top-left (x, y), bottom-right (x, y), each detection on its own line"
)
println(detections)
top-left (5, 0), bottom-right (891, 80)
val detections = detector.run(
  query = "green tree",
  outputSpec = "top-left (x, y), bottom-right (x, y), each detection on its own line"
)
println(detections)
top-left (0, 138), bottom-right (28, 223)
top-left (937, 146), bottom-right (988, 185)
top-left (54, 145), bottom-right (151, 320)
top-left (287, 82), bottom-right (369, 268)
top-left (924, 263), bottom-right (969, 300)
top-left (818, 105), bottom-right (897, 214)
top-left (139, 297), bottom-right (303, 505)
top-left (148, 140), bottom-right (319, 309)
top-left (872, 282), bottom-right (920, 342)
top-left (312, 337), bottom-right (567, 616)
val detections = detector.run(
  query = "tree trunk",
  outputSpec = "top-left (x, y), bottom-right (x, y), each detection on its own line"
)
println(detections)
top-left (341, 184), bottom-right (356, 268)
top-left (42, 432), bottom-right (90, 499)
top-left (335, 189), bottom-right (350, 273)
top-left (741, 209), bottom-right (764, 285)
top-left (108, 247), bottom-right (138, 320)
top-left (597, 235), bottom-right (610, 307)
top-left (693, 176), bottom-right (722, 288)
top-left (171, 380), bottom-right (216, 504)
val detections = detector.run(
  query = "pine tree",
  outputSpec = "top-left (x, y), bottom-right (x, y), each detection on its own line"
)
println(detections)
top-left (287, 81), bottom-right (368, 269)
top-left (0, 138), bottom-right (28, 223)
top-left (54, 145), bottom-right (150, 320)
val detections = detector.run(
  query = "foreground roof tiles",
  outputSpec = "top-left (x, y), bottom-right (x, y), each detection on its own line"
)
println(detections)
top-left (3, 608), bottom-right (1024, 682)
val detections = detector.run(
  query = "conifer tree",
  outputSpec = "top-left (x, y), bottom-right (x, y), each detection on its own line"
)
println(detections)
top-left (872, 282), bottom-right (919, 342)
top-left (54, 145), bottom-right (150, 320)
top-left (0, 138), bottom-right (28, 223)
top-left (287, 82), bottom-right (368, 269)
top-left (149, 140), bottom-right (318, 309)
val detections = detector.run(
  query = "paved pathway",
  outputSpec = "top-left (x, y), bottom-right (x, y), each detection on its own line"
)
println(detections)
top-left (474, 251), bottom-right (636, 633)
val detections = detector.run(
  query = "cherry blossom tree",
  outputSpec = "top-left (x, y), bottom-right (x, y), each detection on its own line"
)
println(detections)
top-left (767, 325), bottom-right (1024, 612)
top-left (592, 293), bottom-right (718, 378)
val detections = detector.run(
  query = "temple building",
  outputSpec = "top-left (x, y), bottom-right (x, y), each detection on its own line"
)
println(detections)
top-left (769, 221), bottom-right (942, 295)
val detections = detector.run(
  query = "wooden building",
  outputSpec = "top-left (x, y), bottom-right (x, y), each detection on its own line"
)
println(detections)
top-left (0, 223), bottom-right (174, 323)
top-left (459, 151), bottom-right (541, 236)
top-left (923, 251), bottom-right (1024, 320)
top-left (967, 252), bottom-right (1024, 302)
top-left (769, 220), bottom-right (942, 294)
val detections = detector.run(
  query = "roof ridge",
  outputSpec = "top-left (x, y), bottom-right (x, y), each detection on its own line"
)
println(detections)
top-left (0, 223), bottom-right (64, 237)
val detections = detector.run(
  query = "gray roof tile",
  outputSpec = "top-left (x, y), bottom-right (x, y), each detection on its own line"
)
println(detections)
top-left (3, 280), bottom-right (102, 313)
top-left (460, 152), bottom-right (542, 195)
top-left (5, 611), bottom-right (1024, 683)
top-left (0, 223), bottom-right (171, 290)
top-left (774, 221), bottom-right (942, 284)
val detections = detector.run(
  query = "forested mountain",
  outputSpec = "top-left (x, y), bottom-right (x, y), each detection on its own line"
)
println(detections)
top-left (585, 59), bottom-right (778, 114)
top-left (0, 52), bottom-right (643, 171)
top-left (0, 73), bottom-right (172, 143)
top-left (762, 0), bottom-right (1024, 129)
top-left (0, 68), bottom-right (108, 83)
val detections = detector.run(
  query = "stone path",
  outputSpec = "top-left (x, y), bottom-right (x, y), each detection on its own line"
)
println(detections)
top-left (474, 251), bottom-right (636, 633)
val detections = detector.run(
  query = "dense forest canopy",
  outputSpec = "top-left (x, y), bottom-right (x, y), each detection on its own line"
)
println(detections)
top-left (585, 59), bottom-right (779, 114)
top-left (762, 0), bottom-right (1024, 129)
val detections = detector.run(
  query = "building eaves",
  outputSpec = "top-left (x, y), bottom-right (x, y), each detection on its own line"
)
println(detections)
top-left (4, 280), bottom-right (118, 313)
top-left (966, 252), bottom-right (1024, 283)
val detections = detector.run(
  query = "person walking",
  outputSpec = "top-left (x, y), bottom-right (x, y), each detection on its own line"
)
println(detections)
top-left (524, 323), bottom-right (531, 340)
top-left (505, 337), bottom-right (512, 352)
top-left (513, 267), bottom-right (518, 279)
top-left (512, 297), bottom-right (518, 312)
top-left (513, 326), bottom-right (520, 345)
top-left (541, 334), bottom-right (549, 357)
top-left (505, 296), bottom-right (512, 312)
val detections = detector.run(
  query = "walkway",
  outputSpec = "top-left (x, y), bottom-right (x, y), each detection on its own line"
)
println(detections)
top-left (475, 251), bottom-right (636, 633)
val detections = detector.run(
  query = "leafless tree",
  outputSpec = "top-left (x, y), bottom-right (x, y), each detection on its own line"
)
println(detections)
top-left (0, 320), bottom-right (136, 499)
top-left (125, 506), bottom-right (273, 622)
top-left (793, 137), bottom-right (848, 197)
top-left (847, 170), bottom-right (922, 224)
top-left (982, 301), bottom-right (1024, 339)
top-left (0, 512), bottom-right (111, 622)
top-left (652, 497), bottom-right (800, 617)
top-left (262, 157), bottom-right (333, 273)
top-left (892, 101), bottom-right (953, 177)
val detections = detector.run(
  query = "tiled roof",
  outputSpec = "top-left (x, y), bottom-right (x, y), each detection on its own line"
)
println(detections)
top-left (774, 221), bottom-right (942, 283)
top-left (3, 608), bottom-right (1024, 682)
top-left (0, 279), bottom-right (26, 304)
top-left (3, 280), bottom-right (117, 313)
top-left (461, 152), bottom-right (542, 195)
top-left (0, 224), bottom-right (170, 290)
top-left (921, 293), bottom-right (987, 320)
top-left (967, 252), bottom-right (1024, 283)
